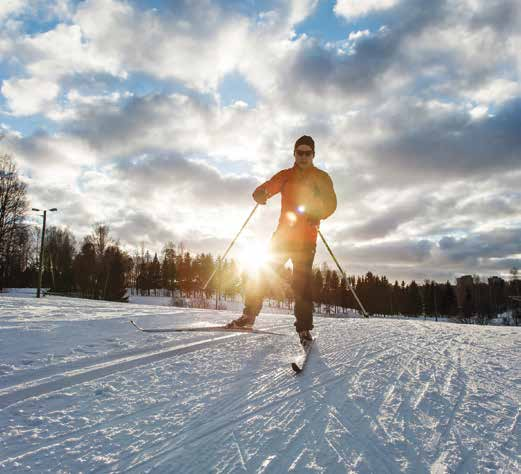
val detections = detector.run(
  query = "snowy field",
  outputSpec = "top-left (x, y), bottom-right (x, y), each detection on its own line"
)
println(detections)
top-left (129, 292), bottom-right (296, 316)
top-left (1, 291), bottom-right (520, 473)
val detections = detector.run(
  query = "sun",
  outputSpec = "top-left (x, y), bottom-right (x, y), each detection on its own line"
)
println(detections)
top-left (237, 240), bottom-right (271, 274)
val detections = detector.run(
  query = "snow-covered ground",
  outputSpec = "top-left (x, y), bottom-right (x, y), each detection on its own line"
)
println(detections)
top-left (129, 292), bottom-right (297, 316)
top-left (1, 291), bottom-right (520, 473)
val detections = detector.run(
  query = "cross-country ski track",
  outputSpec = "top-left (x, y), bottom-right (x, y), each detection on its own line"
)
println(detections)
top-left (1, 293), bottom-right (520, 473)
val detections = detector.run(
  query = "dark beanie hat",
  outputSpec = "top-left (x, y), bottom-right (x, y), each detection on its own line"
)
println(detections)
top-left (294, 135), bottom-right (315, 152)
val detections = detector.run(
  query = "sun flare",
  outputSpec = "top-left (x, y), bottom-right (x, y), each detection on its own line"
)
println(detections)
top-left (237, 241), bottom-right (271, 274)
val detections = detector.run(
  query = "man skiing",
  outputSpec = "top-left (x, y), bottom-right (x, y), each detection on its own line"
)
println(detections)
top-left (226, 135), bottom-right (337, 344)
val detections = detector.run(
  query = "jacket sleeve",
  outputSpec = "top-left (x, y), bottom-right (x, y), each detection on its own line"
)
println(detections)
top-left (253, 169), bottom-right (288, 199)
top-left (317, 173), bottom-right (337, 220)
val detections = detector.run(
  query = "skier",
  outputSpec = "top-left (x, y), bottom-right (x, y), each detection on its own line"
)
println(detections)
top-left (225, 135), bottom-right (337, 344)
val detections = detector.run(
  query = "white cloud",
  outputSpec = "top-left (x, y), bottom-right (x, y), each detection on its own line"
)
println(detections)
top-left (0, 0), bottom-right (258, 119)
top-left (0, 0), bottom-right (321, 120)
top-left (66, 89), bottom-right (130, 106)
top-left (468, 79), bottom-right (521, 106)
top-left (73, 0), bottom-right (250, 92)
top-left (23, 23), bottom-right (124, 80)
top-left (2, 77), bottom-right (60, 116)
top-left (468, 105), bottom-right (488, 120)
top-left (287, 0), bottom-right (319, 26)
top-left (0, 0), bottom-right (25, 21)
top-left (4, 131), bottom-right (97, 182)
top-left (334, 0), bottom-right (399, 19)
top-left (348, 29), bottom-right (370, 41)
top-left (0, 20), bottom-right (126, 117)
top-left (0, 0), bottom-right (75, 24)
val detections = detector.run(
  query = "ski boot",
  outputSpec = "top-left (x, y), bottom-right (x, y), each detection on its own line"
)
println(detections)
top-left (298, 329), bottom-right (313, 346)
top-left (225, 312), bottom-right (256, 329)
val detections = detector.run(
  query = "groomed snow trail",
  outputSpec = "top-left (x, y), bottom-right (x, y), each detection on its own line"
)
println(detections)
top-left (1, 294), bottom-right (520, 473)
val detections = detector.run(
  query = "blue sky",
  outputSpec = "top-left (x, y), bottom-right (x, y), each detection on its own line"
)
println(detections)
top-left (1, 0), bottom-right (520, 282)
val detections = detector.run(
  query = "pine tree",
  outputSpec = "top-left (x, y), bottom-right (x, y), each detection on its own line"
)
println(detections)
top-left (440, 281), bottom-right (457, 317)
top-left (161, 244), bottom-right (177, 295)
top-left (312, 269), bottom-right (323, 312)
top-left (406, 281), bottom-right (422, 316)
top-left (339, 276), bottom-right (349, 313)
top-left (391, 280), bottom-right (401, 315)
top-left (150, 253), bottom-right (161, 295)
top-left (103, 245), bottom-right (130, 301)
top-left (73, 241), bottom-right (97, 298)
top-left (323, 270), bottom-right (332, 313)
top-left (330, 270), bottom-right (340, 313)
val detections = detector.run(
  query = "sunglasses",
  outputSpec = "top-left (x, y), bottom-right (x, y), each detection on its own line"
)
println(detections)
top-left (295, 150), bottom-right (314, 158)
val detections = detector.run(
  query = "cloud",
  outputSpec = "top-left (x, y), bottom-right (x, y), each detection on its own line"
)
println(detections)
top-left (113, 153), bottom-right (258, 206)
top-left (73, 0), bottom-right (250, 92)
top-left (110, 210), bottom-right (180, 251)
top-left (334, 0), bottom-right (399, 19)
top-left (0, 0), bottom-right (73, 23)
top-left (1, 0), bottom-right (251, 118)
top-left (3, 130), bottom-right (97, 181)
top-left (341, 238), bottom-right (434, 265)
top-left (324, 227), bottom-right (521, 282)
top-left (368, 97), bottom-right (521, 182)
top-left (0, 0), bottom-right (25, 21)
top-left (260, 1), bottom-right (449, 112)
top-left (64, 93), bottom-right (210, 156)
top-left (342, 199), bottom-right (430, 240)
top-left (1, 22), bottom-right (124, 117)
top-left (2, 78), bottom-right (60, 116)
top-left (466, 79), bottom-right (521, 106)
top-left (438, 227), bottom-right (521, 264)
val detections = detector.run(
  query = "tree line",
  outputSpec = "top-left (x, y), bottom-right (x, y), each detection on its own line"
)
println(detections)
top-left (1, 152), bottom-right (520, 323)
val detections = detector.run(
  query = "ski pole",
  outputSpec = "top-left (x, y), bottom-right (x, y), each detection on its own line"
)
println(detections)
top-left (318, 229), bottom-right (369, 318)
top-left (202, 203), bottom-right (259, 290)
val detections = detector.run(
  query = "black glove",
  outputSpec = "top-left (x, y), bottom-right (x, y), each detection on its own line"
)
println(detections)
top-left (253, 188), bottom-right (268, 205)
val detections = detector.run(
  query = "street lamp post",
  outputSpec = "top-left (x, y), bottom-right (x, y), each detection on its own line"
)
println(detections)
top-left (32, 207), bottom-right (58, 298)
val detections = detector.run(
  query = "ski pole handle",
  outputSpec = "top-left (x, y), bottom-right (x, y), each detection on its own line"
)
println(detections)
top-left (202, 204), bottom-right (259, 290)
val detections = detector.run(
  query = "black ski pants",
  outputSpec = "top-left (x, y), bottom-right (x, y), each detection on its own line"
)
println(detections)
top-left (243, 236), bottom-right (316, 332)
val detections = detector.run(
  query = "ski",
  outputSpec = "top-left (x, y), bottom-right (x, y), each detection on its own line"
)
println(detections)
top-left (130, 320), bottom-right (283, 336)
top-left (292, 338), bottom-right (315, 373)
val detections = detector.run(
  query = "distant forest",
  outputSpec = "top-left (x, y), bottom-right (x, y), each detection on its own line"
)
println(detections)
top-left (2, 153), bottom-right (520, 324)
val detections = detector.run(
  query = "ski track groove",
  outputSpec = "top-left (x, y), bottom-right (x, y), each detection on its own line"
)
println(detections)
top-left (0, 397), bottom-right (174, 464)
top-left (0, 322), bottom-right (292, 411)
top-left (0, 336), bottom-right (208, 391)
top-left (121, 353), bottom-right (357, 472)
top-left (147, 322), bottom-right (513, 472)
top-left (0, 333), bottom-right (243, 410)
top-left (149, 328), bottom-right (408, 473)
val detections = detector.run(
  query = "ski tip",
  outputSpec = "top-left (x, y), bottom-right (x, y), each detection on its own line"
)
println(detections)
top-left (291, 362), bottom-right (302, 374)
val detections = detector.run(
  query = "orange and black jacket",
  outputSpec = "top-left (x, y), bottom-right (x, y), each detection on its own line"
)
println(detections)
top-left (254, 164), bottom-right (337, 244)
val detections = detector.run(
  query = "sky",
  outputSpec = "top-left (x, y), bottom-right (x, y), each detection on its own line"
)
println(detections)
top-left (0, 0), bottom-right (520, 283)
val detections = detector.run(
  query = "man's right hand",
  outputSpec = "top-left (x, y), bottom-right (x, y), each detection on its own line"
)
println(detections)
top-left (253, 188), bottom-right (268, 205)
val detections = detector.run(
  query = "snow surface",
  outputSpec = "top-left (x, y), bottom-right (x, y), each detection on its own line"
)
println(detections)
top-left (128, 293), bottom-right (296, 316)
top-left (1, 291), bottom-right (520, 473)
